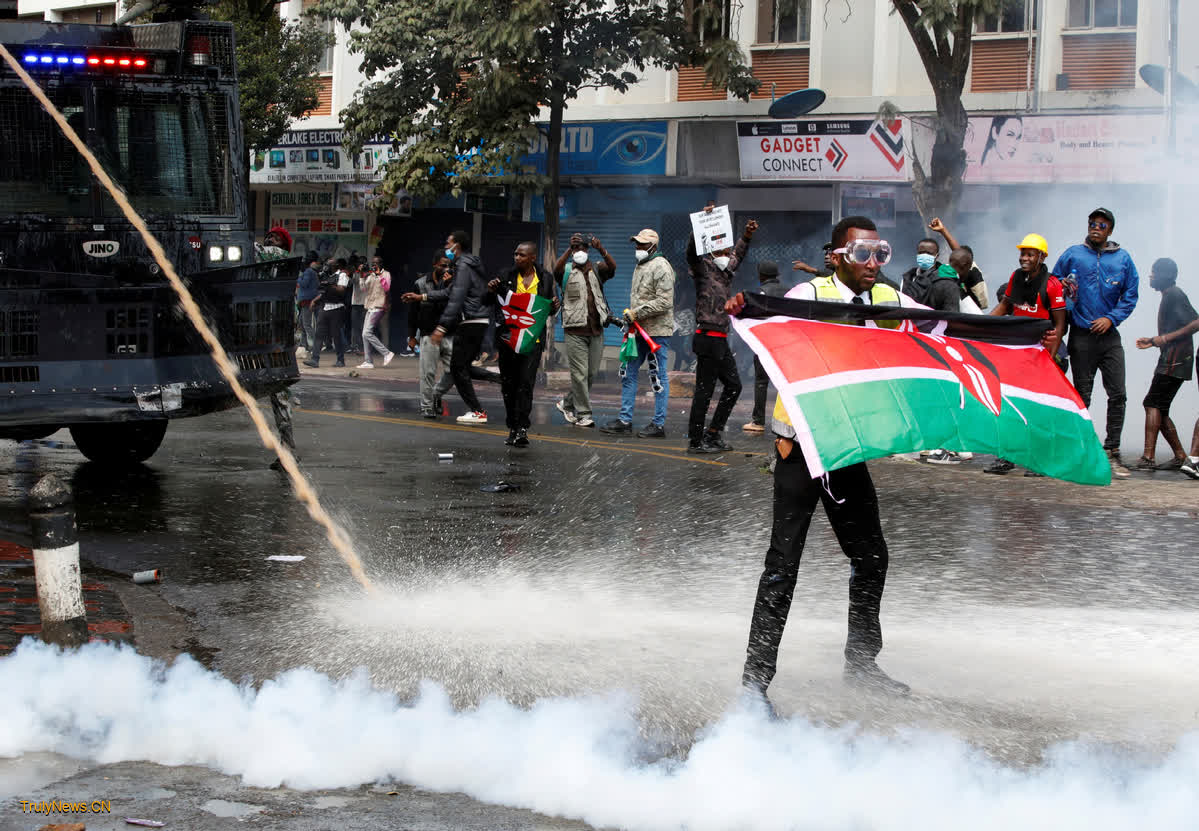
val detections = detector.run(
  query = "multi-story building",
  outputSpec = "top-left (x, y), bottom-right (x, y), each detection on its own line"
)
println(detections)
top-left (252, 1), bottom-right (1191, 338)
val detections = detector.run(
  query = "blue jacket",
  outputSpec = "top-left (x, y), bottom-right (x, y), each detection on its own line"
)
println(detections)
top-left (1052, 241), bottom-right (1139, 329)
top-left (297, 266), bottom-right (320, 302)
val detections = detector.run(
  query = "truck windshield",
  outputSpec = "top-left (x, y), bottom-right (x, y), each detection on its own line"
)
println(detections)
top-left (0, 83), bottom-right (235, 218)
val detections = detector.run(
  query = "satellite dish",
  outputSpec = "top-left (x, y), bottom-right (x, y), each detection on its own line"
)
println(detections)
top-left (1138, 64), bottom-right (1199, 104)
top-left (768, 88), bottom-right (826, 119)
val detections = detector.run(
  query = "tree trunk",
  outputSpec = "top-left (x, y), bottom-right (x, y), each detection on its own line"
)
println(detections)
top-left (542, 94), bottom-right (564, 268)
top-left (912, 78), bottom-right (968, 225)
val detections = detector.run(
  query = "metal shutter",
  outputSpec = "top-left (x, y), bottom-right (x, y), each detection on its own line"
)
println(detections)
top-left (1062, 32), bottom-right (1136, 90)
top-left (750, 49), bottom-right (810, 99)
top-left (553, 212), bottom-right (662, 346)
top-left (970, 38), bottom-right (1036, 92)
top-left (677, 66), bottom-right (726, 102)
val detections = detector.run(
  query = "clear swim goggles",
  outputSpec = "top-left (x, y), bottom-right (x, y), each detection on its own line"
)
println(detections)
top-left (833, 240), bottom-right (892, 266)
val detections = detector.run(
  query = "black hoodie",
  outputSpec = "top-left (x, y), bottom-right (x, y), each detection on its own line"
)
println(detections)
top-left (437, 253), bottom-right (491, 331)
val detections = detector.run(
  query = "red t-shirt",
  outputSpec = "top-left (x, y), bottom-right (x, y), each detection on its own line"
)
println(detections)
top-left (1004, 273), bottom-right (1065, 320)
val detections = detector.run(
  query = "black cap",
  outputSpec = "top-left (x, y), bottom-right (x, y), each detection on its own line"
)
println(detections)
top-left (821, 242), bottom-right (834, 251)
top-left (1089, 207), bottom-right (1115, 228)
top-left (758, 260), bottom-right (779, 278)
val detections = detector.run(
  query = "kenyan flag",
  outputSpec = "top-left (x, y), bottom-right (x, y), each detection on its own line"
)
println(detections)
top-left (732, 306), bottom-right (1110, 486)
top-left (500, 291), bottom-right (552, 354)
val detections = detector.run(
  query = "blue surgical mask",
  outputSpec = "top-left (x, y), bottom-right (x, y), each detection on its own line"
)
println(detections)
top-left (445, 248), bottom-right (456, 261)
top-left (916, 253), bottom-right (936, 270)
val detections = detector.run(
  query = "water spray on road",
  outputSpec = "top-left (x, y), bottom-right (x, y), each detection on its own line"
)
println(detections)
top-left (3, 639), bottom-right (1199, 831)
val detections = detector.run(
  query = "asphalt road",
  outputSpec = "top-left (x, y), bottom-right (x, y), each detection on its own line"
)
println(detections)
top-left (1, 377), bottom-right (1197, 830)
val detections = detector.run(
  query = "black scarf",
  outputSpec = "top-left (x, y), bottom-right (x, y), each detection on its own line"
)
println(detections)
top-left (1006, 264), bottom-right (1050, 310)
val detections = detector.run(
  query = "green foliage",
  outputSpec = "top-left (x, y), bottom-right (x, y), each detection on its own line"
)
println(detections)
top-left (310, 0), bottom-right (756, 205)
top-left (207, 0), bottom-right (332, 153)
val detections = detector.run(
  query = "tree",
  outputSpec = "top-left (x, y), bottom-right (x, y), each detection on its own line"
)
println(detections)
top-left (888, 0), bottom-right (1007, 223)
top-left (312, 0), bottom-right (758, 256)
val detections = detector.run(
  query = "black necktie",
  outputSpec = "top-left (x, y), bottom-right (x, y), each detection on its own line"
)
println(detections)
top-left (851, 295), bottom-right (865, 325)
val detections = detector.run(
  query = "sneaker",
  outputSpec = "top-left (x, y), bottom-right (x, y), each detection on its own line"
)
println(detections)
top-left (1181, 457), bottom-right (1199, 480)
top-left (513, 429), bottom-right (530, 448)
top-left (843, 660), bottom-right (910, 697)
top-left (1155, 457), bottom-right (1185, 471)
top-left (398, 348), bottom-right (417, 358)
top-left (420, 409), bottom-right (436, 419)
top-left (984, 458), bottom-right (1015, 475)
top-left (687, 441), bottom-right (717, 455)
top-left (600, 419), bottom-right (632, 435)
top-left (956, 451), bottom-right (974, 460)
top-left (637, 423), bottom-right (666, 438)
top-left (302, 359), bottom-right (319, 368)
top-left (742, 422), bottom-right (766, 434)
top-left (1108, 451), bottom-right (1131, 479)
top-left (702, 431), bottom-right (733, 452)
top-left (504, 430), bottom-right (517, 446)
top-left (574, 416), bottom-right (595, 428)
top-left (333, 361), bottom-right (345, 368)
top-left (556, 399), bottom-right (578, 424)
top-left (1133, 456), bottom-right (1157, 471)
top-left (457, 411), bottom-right (488, 424)
top-left (383, 352), bottom-right (396, 367)
top-left (926, 449), bottom-right (961, 465)
top-left (357, 362), bottom-right (375, 369)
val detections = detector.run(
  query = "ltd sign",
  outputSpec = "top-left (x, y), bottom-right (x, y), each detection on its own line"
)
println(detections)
top-left (83, 240), bottom-right (120, 258)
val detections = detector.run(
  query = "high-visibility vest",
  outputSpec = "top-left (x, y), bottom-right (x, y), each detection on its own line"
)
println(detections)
top-left (771, 276), bottom-right (902, 430)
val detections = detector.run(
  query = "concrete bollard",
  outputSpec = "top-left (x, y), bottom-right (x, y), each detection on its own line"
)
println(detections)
top-left (29, 474), bottom-right (87, 647)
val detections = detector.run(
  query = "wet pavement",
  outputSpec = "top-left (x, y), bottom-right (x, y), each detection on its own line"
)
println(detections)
top-left (1, 375), bottom-right (1198, 829)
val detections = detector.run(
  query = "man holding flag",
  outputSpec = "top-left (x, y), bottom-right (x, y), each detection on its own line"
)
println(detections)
top-left (732, 216), bottom-right (919, 706)
top-left (489, 242), bottom-right (557, 448)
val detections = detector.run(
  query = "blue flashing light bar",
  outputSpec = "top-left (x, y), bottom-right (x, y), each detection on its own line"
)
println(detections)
top-left (19, 52), bottom-right (149, 70)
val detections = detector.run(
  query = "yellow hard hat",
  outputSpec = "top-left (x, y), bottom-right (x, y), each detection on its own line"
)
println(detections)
top-left (1017, 233), bottom-right (1049, 255)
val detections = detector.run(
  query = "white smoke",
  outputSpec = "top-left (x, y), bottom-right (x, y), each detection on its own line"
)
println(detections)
top-left (3, 639), bottom-right (1199, 831)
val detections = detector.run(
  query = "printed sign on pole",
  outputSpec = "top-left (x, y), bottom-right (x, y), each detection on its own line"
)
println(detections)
top-left (689, 205), bottom-right (734, 255)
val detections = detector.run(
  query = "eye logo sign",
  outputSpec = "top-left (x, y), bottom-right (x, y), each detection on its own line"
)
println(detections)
top-left (600, 129), bottom-right (667, 168)
top-left (83, 240), bottom-right (120, 258)
top-left (825, 140), bottom-right (848, 172)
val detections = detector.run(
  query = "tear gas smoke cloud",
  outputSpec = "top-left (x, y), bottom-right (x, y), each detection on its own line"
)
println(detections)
top-left (4, 640), bottom-right (1199, 831)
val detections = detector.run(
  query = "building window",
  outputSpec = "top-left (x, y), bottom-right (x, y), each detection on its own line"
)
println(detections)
top-left (687, 0), bottom-right (732, 44)
top-left (756, 0), bottom-right (810, 44)
top-left (1067, 0), bottom-right (1137, 28)
top-left (978, 0), bottom-right (1035, 33)
top-left (302, 0), bottom-right (335, 74)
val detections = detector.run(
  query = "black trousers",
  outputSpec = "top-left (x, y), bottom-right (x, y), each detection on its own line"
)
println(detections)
top-left (751, 356), bottom-right (770, 425)
top-left (743, 442), bottom-right (889, 691)
top-left (449, 321), bottom-right (488, 412)
top-left (688, 333), bottom-right (742, 443)
top-left (1068, 327), bottom-right (1126, 451)
top-left (498, 345), bottom-right (542, 430)
top-left (313, 305), bottom-right (347, 364)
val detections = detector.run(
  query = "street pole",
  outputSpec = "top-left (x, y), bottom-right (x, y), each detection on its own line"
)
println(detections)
top-left (29, 474), bottom-right (88, 647)
top-left (1165, 0), bottom-right (1179, 253)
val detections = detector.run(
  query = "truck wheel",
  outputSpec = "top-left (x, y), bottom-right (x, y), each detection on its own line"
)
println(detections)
top-left (69, 421), bottom-right (168, 464)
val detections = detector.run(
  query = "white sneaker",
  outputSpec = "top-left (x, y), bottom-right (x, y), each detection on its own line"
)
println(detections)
top-left (956, 451), bottom-right (974, 460)
top-left (383, 351), bottom-right (395, 367)
top-left (575, 416), bottom-right (595, 428)
top-left (742, 422), bottom-right (765, 433)
top-left (556, 399), bottom-right (578, 424)
top-left (357, 362), bottom-right (375, 369)
top-left (926, 449), bottom-right (961, 465)
top-left (456, 411), bottom-right (488, 424)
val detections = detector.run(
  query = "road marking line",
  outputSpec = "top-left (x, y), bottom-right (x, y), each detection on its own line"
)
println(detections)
top-left (297, 408), bottom-right (733, 467)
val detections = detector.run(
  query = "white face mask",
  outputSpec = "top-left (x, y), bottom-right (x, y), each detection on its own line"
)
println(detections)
top-left (571, 250), bottom-right (589, 265)
top-left (634, 249), bottom-right (650, 263)
top-left (712, 256), bottom-right (731, 271)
